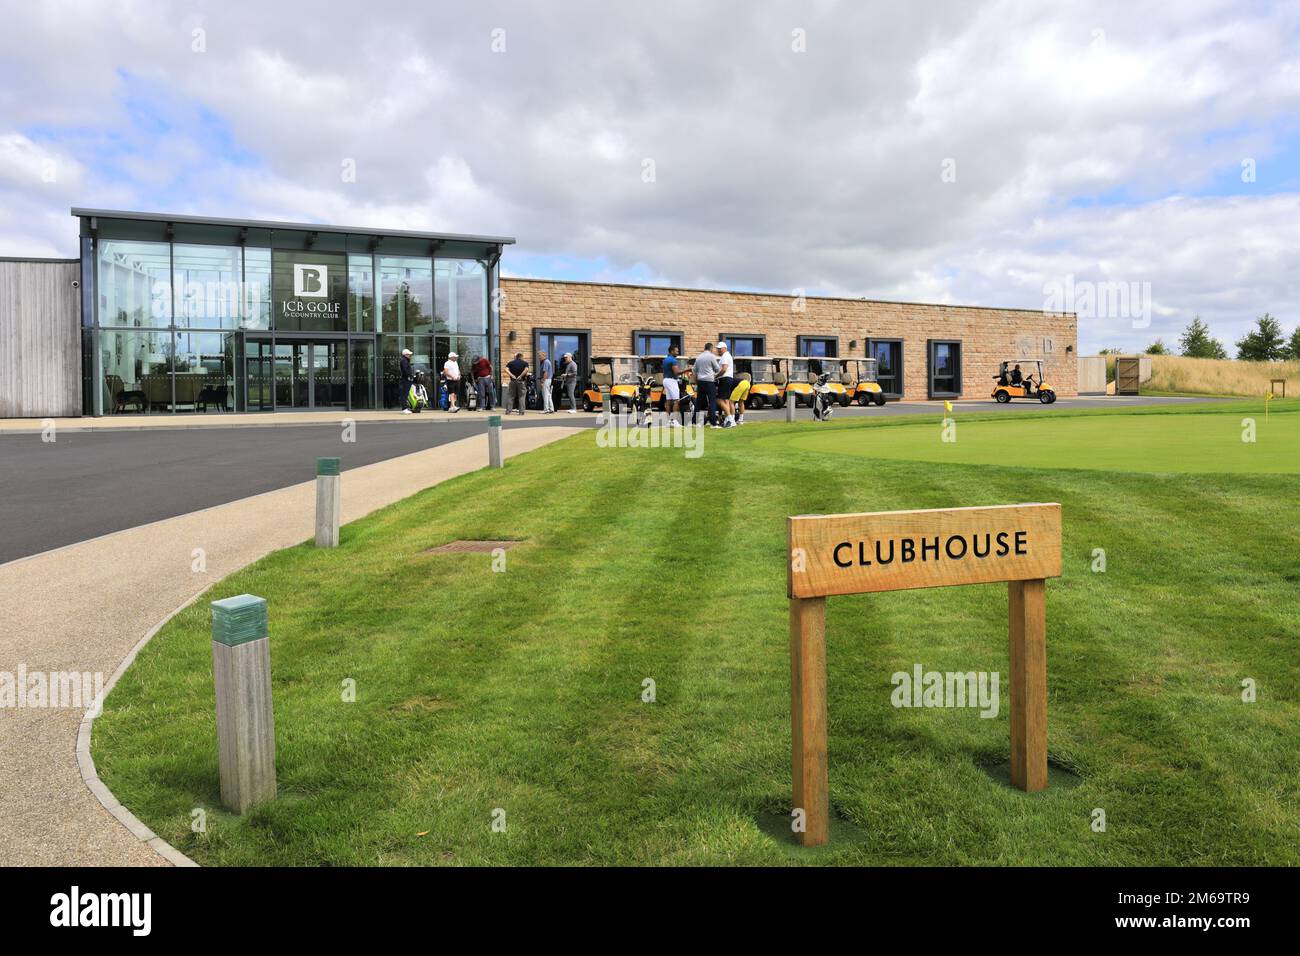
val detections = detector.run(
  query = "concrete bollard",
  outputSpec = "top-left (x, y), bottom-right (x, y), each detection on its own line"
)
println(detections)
top-left (211, 594), bottom-right (276, 814)
top-left (315, 457), bottom-right (341, 547)
top-left (786, 395), bottom-right (797, 423)
top-left (487, 415), bottom-right (503, 468)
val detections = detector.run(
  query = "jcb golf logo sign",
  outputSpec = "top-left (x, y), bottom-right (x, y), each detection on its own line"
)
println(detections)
top-left (788, 503), bottom-right (1061, 598)
top-left (293, 263), bottom-right (328, 297)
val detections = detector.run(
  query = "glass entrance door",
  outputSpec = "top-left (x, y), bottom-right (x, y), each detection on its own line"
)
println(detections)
top-left (533, 330), bottom-right (589, 410)
top-left (245, 339), bottom-right (354, 410)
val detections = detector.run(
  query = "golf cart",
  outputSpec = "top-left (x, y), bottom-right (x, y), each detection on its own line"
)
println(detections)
top-left (582, 355), bottom-right (642, 412)
top-left (735, 356), bottom-right (781, 408)
top-left (772, 357), bottom-right (846, 407)
top-left (991, 359), bottom-right (1057, 404)
top-left (844, 358), bottom-right (887, 406)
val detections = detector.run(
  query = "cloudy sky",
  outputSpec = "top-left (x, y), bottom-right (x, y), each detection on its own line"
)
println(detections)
top-left (3, 0), bottom-right (1299, 352)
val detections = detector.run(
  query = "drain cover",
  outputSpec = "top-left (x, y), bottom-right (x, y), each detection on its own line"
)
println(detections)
top-left (423, 540), bottom-right (521, 554)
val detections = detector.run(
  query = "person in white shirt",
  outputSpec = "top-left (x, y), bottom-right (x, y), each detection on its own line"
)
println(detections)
top-left (442, 351), bottom-right (462, 413)
top-left (716, 342), bottom-right (737, 426)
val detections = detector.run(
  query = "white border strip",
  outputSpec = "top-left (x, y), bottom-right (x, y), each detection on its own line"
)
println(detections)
top-left (78, 589), bottom-right (210, 868)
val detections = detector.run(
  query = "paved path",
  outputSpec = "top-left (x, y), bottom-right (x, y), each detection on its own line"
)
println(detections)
top-left (0, 425), bottom-right (580, 866)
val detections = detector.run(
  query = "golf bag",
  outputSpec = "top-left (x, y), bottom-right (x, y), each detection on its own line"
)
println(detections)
top-left (408, 370), bottom-right (430, 413)
top-left (811, 373), bottom-right (836, 421)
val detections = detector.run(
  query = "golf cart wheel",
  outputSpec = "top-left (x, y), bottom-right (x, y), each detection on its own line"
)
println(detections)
top-left (838, 395), bottom-right (851, 407)
top-left (856, 393), bottom-right (870, 406)
top-left (873, 392), bottom-right (886, 406)
top-left (1039, 391), bottom-right (1053, 404)
top-left (582, 398), bottom-right (594, 412)
top-left (995, 390), bottom-right (1011, 404)
top-left (772, 395), bottom-right (785, 409)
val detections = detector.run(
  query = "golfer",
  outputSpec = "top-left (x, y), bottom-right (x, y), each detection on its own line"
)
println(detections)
top-left (442, 351), bottom-right (462, 413)
top-left (472, 354), bottom-right (496, 410)
top-left (399, 348), bottom-right (415, 413)
top-left (661, 344), bottom-right (682, 427)
top-left (561, 352), bottom-right (579, 413)
top-left (716, 341), bottom-right (736, 426)
top-left (505, 352), bottom-right (529, 414)
top-left (693, 342), bottom-right (720, 428)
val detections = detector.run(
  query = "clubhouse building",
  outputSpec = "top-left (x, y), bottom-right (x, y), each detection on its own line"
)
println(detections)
top-left (0, 209), bottom-right (1077, 417)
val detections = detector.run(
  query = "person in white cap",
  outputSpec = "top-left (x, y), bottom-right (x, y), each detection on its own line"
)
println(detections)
top-left (442, 351), bottom-right (462, 413)
top-left (399, 348), bottom-right (415, 413)
top-left (715, 341), bottom-right (737, 426)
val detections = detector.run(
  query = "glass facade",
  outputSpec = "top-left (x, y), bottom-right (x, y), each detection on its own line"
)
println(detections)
top-left (78, 212), bottom-right (508, 415)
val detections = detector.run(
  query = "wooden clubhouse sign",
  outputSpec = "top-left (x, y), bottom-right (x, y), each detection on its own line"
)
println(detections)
top-left (786, 503), bottom-right (1062, 846)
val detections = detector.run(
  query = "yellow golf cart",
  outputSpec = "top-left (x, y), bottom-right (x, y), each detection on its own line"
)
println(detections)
top-left (991, 359), bottom-right (1057, 404)
top-left (845, 358), bottom-right (887, 406)
top-left (582, 355), bottom-right (641, 412)
top-left (735, 356), bottom-right (782, 408)
top-left (772, 357), bottom-right (845, 407)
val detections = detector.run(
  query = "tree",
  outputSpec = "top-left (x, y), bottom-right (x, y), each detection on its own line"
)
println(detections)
top-left (1178, 316), bottom-right (1227, 359)
top-left (1235, 314), bottom-right (1287, 361)
top-left (1144, 339), bottom-right (1170, 355)
top-left (1287, 326), bottom-right (1300, 361)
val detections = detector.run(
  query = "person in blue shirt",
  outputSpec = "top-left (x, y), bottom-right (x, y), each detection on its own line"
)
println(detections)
top-left (661, 345), bottom-right (683, 425)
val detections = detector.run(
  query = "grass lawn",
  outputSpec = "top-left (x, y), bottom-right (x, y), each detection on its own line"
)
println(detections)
top-left (94, 400), bottom-right (1300, 865)
top-left (775, 398), bottom-right (1300, 473)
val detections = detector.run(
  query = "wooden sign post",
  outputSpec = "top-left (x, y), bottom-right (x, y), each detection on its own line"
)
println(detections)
top-left (787, 503), bottom-right (1062, 846)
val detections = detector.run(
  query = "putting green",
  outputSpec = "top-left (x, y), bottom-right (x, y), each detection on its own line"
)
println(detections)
top-left (776, 408), bottom-right (1299, 474)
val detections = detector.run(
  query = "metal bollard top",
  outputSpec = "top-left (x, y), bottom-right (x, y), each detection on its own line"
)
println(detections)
top-left (211, 594), bottom-right (269, 646)
top-left (316, 457), bottom-right (341, 477)
top-left (487, 415), bottom-right (501, 428)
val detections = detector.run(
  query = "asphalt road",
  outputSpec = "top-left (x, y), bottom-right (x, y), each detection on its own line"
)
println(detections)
top-left (0, 416), bottom-right (566, 565)
top-left (0, 395), bottom-right (1217, 564)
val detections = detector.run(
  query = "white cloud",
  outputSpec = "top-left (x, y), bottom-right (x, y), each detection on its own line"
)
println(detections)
top-left (1, 0), bottom-right (1298, 350)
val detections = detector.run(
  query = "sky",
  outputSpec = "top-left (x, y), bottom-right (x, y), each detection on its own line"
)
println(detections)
top-left (2, 0), bottom-right (1299, 354)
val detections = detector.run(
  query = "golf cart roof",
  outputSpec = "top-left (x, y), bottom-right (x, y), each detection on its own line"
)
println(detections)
top-left (1000, 359), bottom-right (1043, 366)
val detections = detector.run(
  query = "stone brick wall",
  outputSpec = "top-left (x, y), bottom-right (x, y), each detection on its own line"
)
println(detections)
top-left (499, 278), bottom-right (1077, 400)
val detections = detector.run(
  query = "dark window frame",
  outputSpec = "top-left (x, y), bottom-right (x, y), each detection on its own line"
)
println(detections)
top-left (631, 329), bottom-right (684, 355)
top-left (927, 338), bottom-right (963, 399)
top-left (796, 335), bottom-right (839, 358)
top-left (719, 332), bottom-right (767, 356)
top-left (867, 337), bottom-right (904, 399)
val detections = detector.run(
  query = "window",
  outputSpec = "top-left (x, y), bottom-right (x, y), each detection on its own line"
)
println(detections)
top-left (797, 336), bottom-right (838, 358)
top-left (92, 329), bottom-right (171, 414)
top-left (928, 340), bottom-right (962, 398)
top-left (380, 256), bottom-right (434, 334)
top-left (97, 240), bottom-right (172, 327)
top-left (172, 331), bottom-right (235, 411)
top-left (348, 254), bottom-right (375, 332)
top-left (172, 244), bottom-right (242, 329)
top-left (720, 334), bottom-right (765, 356)
top-left (435, 259), bottom-right (487, 335)
top-left (243, 248), bottom-right (271, 329)
top-left (633, 330), bottom-right (682, 355)
top-left (868, 339), bottom-right (903, 397)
